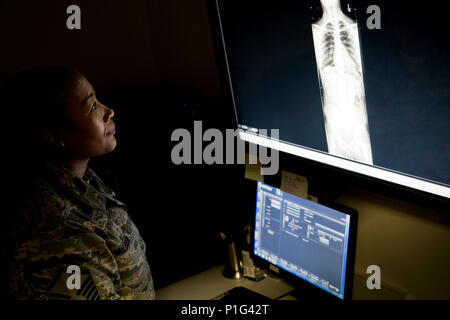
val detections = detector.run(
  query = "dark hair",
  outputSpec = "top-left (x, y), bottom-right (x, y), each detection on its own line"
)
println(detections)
top-left (1, 66), bottom-right (80, 182)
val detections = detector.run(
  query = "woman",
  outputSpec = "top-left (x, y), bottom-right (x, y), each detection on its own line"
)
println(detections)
top-left (4, 66), bottom-right (155, 300)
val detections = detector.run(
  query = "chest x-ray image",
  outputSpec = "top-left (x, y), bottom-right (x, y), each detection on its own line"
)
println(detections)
top-left (311, 0), bottom-right (373, 164)
top-left (215, 0), bottom-right (450, 196)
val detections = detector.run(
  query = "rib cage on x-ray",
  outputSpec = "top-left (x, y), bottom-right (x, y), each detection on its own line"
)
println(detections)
top-left (312, 7), bottom-right (373, 165)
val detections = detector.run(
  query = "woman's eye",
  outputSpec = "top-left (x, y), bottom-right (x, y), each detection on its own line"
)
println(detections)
top-left (90, 101), bottom-right (97, 112)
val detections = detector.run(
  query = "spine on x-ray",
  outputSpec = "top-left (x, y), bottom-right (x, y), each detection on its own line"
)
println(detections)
top-left (312, 16), bottom-right (373, 165)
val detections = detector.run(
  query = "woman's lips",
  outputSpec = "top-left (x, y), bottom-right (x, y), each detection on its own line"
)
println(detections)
top-left (106, 127), bottom-right (116, 136)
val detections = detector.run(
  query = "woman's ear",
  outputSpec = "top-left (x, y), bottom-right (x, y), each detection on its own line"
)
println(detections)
top-left (44, 131), bottom-right (65, 147)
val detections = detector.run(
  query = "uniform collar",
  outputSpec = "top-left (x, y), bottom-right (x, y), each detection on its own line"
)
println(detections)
top-left (43, 162), bottom-right (125, 211)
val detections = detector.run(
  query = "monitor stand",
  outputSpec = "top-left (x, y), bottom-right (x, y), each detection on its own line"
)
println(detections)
top-left (214, 286), bottom-right (271, 301)
top-left (278, 283), bottom-right (344, 301)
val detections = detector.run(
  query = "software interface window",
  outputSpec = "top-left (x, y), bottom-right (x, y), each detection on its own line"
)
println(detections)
top-left (254, 182), bottom-right (350, 299)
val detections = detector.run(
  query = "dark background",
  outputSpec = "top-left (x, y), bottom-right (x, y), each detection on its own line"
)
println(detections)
top-left (1, 0), bottom-right (449, 300)
top-left (218, 0), bottom-right (450, 187)
top-left (0, 0), bottom-right (251, 292)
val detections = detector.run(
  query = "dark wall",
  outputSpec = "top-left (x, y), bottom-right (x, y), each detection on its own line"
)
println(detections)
top-left (0, 0), bottom-right (157, 87)
top-left (0, 0), bottom-right (242, 291)
top-left (146, 0), bottom-right (222, 99)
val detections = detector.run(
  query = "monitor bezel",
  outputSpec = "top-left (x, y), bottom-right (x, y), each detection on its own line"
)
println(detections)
top-left (206, 0), bottom-right (450, 203)
top-left (250, 181), bottom-right (358, 301)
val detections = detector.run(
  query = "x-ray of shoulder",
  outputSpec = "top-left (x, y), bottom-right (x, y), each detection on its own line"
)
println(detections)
top-left (311, 0), bottom-right (373, 164)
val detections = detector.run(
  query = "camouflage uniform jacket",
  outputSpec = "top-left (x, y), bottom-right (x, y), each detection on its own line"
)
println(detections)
top-left (9, 163), bottom-right (155, 300)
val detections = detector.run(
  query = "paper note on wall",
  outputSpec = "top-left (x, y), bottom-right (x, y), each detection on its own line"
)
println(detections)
top-left (280, 170), bottom-right (308, 199)
top-left (244, 153), bottom-right (264, 182)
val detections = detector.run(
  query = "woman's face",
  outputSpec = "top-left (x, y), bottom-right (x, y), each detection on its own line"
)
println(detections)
top-left (58, 74), bottom-right (117, 159)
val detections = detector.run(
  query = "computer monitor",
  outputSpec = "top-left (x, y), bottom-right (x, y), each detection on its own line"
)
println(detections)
top-left (252, 181), bottom-right (358, 300)
top-left (208, 0), bottom-right (450, 200)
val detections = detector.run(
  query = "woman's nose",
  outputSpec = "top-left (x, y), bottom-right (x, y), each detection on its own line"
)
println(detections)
top-left (103, 105), bottom-right (115, 121)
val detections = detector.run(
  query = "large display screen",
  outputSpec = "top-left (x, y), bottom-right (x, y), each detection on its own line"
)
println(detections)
top-left (213, 0), bottom-right (450, 199)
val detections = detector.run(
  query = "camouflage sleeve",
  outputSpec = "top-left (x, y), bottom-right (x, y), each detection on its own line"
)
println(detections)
top-left (50, 232), bottom-right (126, 300)
top-left (10, 178), bottom-right (155, 300)
top-left (12, 231), bottom-right (126, 300)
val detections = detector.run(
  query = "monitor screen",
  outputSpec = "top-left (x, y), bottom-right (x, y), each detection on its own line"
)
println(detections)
top-left (253, 181), bottom-right (355, 300)
top-left (212, 0), bottom-right (450, 199)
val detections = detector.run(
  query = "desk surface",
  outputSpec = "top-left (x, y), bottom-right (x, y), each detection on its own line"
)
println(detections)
top-left (156, 265), bottom-right (296, 300)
